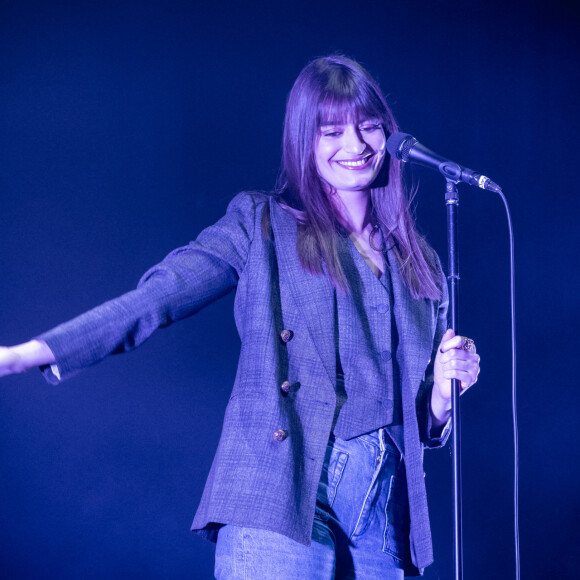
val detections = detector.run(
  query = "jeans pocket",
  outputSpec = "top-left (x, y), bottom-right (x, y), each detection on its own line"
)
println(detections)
top-left (382, 475), bottom-right (408, 561)
top-left (315, 444), bottom-right (349, 522)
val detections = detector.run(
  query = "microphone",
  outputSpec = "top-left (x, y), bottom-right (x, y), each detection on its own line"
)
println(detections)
top-left (386, 132), bottom-right (502, 193)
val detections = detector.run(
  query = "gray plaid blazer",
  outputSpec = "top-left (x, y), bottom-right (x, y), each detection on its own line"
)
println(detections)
top-left (39, 192), bottom-right (450, 574)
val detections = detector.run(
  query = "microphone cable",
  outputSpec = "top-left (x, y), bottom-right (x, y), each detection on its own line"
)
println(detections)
top-left (495, 187), bottom-right (519, 580)
top-left (393, 130), bottom-right (520, 578)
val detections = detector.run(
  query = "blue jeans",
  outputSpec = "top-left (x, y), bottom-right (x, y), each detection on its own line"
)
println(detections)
top-left (214, 428), bottom-right (408, 579)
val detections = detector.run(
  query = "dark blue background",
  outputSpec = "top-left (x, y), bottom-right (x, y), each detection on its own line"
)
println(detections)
top-left (1, 0), bottom-right (578, 577)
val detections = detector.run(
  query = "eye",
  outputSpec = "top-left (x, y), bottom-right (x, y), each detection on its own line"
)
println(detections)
top-left (321, 129), bottom-right (342, 138)
top-left (360, 123), bottom-right (381, 132)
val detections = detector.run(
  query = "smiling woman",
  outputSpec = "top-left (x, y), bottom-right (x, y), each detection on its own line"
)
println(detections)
top-left (315, 119), bottom-right (386, 197)
top-left (278, 55), bottom-right (442, 301)
top-left (0, 55), bottom-right (481, 580)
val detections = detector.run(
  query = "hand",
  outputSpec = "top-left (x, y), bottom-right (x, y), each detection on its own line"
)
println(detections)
top-left (430, 329), bottom-right (481, 427)
top-left (0, 347), bottom-right (26, 378)
top-left (433, 329), bottom-right (480, 402)
top-left (0, 340), bottom-right (56, 378)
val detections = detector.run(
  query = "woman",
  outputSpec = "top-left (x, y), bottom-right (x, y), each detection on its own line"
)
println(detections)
top-left (0, 56), bottom-right (480, 578)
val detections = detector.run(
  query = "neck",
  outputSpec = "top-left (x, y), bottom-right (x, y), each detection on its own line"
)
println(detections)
top-left (332, 189), bottom-right (373, 234)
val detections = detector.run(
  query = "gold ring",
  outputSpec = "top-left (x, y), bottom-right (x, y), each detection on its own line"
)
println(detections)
top-left (462, 337), bottom-right (476, 352)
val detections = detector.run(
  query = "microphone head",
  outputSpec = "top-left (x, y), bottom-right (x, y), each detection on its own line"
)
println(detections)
top-left (386, 132), bottom-right (416, 162)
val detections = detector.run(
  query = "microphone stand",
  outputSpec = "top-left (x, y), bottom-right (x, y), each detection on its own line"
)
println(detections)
top-left (445, 178), bottom-right (463, 580)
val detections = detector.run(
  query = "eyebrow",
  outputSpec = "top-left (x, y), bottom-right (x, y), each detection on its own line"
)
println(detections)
top-left (319, 119), bottom-right (380, 128)
top-left (319, 121), bottom-right (345, 127)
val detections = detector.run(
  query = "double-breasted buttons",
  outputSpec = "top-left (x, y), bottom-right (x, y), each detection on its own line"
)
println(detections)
top-left (280, 329), bottom-right (294, 343)
top-left (280, 381), bottom-right (291, 393)
top-left (273, 429), bottom-right (288, 442)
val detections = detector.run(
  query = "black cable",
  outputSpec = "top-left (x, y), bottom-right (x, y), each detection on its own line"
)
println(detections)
top-left (496, 189), bottom-right (519, 580)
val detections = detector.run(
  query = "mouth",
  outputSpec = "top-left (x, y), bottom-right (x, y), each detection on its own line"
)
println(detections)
top-left (335, 153), bottom-right (374, 170)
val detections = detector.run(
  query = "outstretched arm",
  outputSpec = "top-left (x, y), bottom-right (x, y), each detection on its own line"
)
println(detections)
top-left (0, 192), bottom-right (263, 384)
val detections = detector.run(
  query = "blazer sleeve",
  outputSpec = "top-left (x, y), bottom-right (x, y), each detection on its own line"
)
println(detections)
top-left (37, 192), bottom-right (261, 384)
top-left (416, 259), bottom-right (452, 448)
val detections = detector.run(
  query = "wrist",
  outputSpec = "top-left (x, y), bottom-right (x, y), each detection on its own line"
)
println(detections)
top-left (430, 383), bottom-right (452, 427)
top-left (11, 340), bottom-right (56, 371)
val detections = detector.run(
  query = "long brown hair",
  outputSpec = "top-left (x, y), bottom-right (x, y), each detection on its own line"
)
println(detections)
top-left (277, 55), bottom-right (442, 301)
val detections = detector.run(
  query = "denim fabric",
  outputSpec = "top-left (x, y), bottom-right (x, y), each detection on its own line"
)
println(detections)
top-left (214, 428), bottom-right (407, 579)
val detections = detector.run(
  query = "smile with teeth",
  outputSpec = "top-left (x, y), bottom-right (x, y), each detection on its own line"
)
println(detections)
top-left (335, 154), bottom-right (373, 169)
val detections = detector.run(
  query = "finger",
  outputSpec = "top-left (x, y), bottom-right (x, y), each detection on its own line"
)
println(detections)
top-left (438, 329), bottom-right (457, 354)
top-left (443, 369), bottom-right (476, 385)
top-left (438, 349), bottom-right (480, 366)
top-left (444, 361), bottom-right (480, 384)
top-left (441, 357), bottom-right (480, 373)
top-left (460, 378), bottom-right (477, 392)
top-left (440, 334), bottom-right (477, 354)
top-left (462, 368), bottom-right (479, 389)
top-left (438, 329), bottom-right (455, 353)
top-left (439, 332), bottom-right (464, 353)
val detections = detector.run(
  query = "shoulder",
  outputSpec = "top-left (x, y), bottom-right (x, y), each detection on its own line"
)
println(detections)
top-left (416, 237), bottom-right (444, 283)
top-left (415, 236), bottom-right (441, 269)
top-left (227, 191), bottom-right (299, 239)
top-left (209, 191), bottom-right (272, 242)
top-left (226, 191), bottom-right (271, 216)
top-left (423, 242), bottom-right (448, 303)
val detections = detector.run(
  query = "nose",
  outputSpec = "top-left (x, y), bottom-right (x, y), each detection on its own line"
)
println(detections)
top-left (343, 126), bottom-right (367, 155)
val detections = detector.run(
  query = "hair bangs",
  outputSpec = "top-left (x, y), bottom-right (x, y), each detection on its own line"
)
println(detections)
top-left (317, 89), bottom-right (385, 128)
top-left (316, 63), bottom-right (387, 128)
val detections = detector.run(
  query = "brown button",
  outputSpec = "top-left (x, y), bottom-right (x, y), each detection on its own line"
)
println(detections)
top-left (280, 381), bottom-right (291, 393)
top-left (273, 429), bottom-right (288, 442)
top-left (280, 329), bottom-right (294, 343)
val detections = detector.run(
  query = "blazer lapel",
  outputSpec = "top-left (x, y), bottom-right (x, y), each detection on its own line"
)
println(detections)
top-left (269, 199), bottom-right (336, 387)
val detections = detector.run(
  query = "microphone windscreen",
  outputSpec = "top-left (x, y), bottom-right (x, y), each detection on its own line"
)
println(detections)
top-left (386, 132), bottom-right (415, 162)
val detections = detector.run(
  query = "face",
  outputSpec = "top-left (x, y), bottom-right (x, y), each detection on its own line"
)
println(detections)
top-left (314, 118), bottom-right (386, 198)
